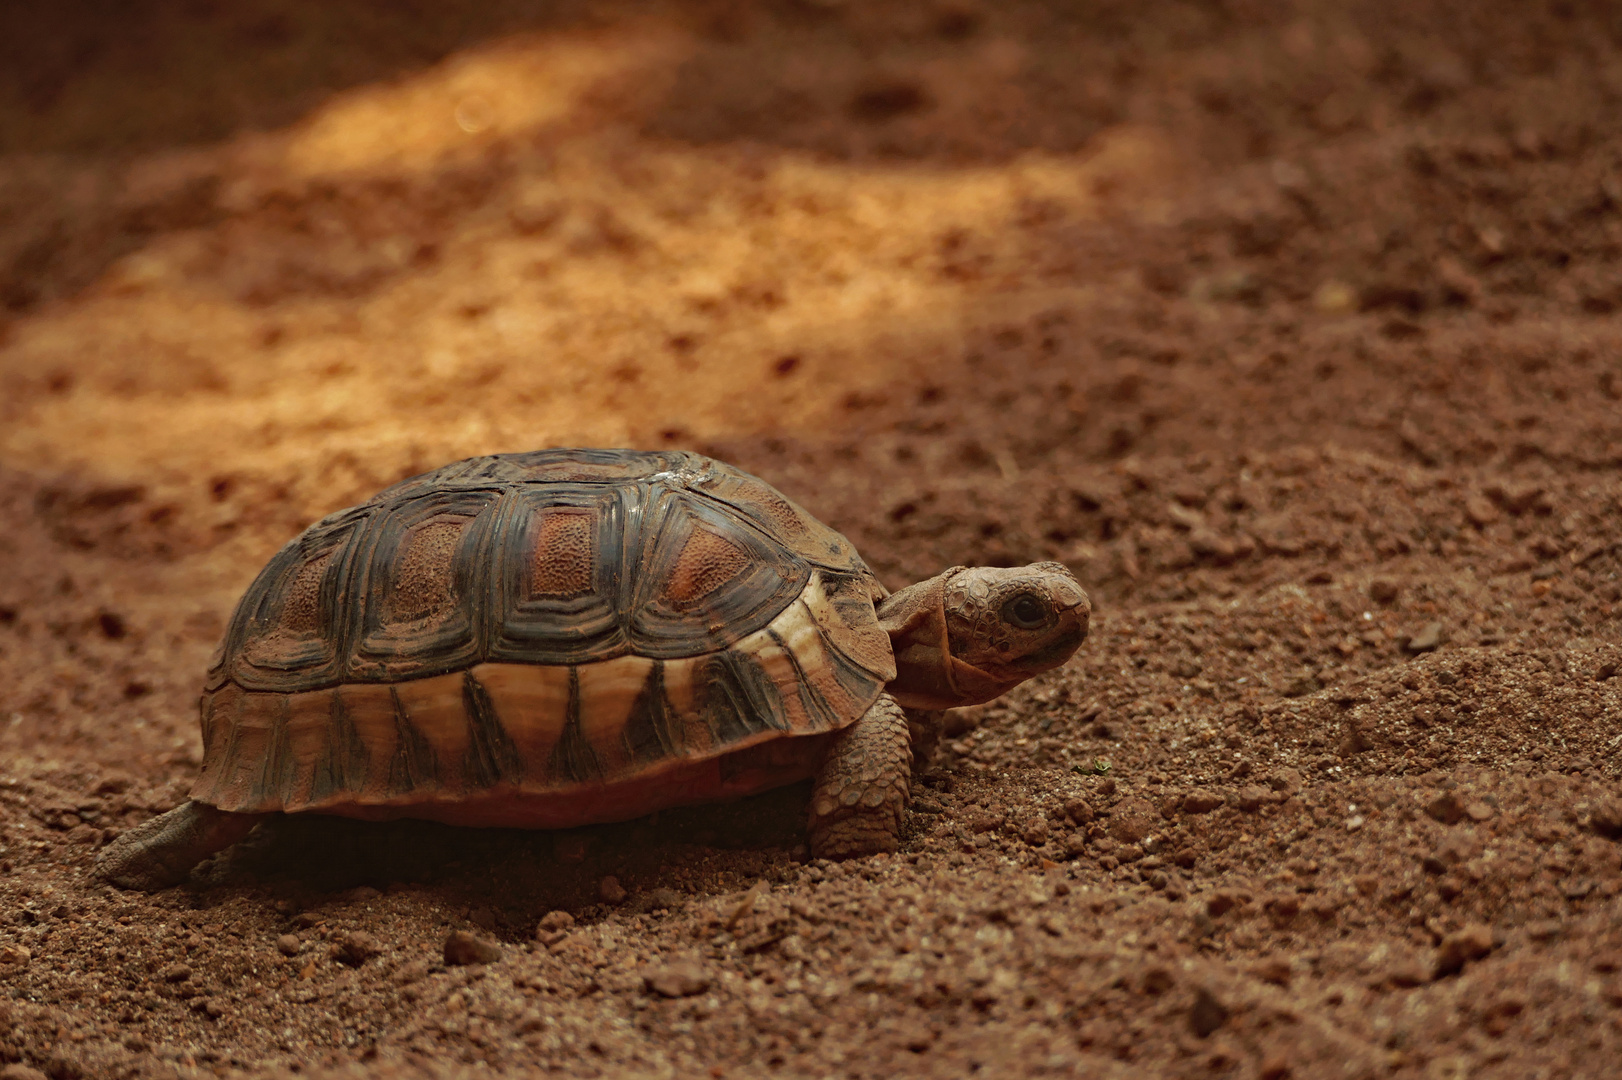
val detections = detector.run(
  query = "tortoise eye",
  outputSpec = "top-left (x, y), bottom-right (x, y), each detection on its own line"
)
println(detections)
top-left (1002, 593), bottom-right (1048, 629)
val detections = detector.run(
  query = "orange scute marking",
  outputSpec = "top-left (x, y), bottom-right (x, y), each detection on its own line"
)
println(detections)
top-left (279, 552), bottom-right (330, 635)
top-left (663, 528), bottom-right (749, 611)
top-left (391, 520), bottom-right (463, 621)
top-left (529, 510), bottom-right (595, 597)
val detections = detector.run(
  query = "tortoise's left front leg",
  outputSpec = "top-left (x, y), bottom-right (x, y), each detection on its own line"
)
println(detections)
top-left (904, 709), bottom-right (944, 770)
top-left (808, 694), bottom-right (912, 859)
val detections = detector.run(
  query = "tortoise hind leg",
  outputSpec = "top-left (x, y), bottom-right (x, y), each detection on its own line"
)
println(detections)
top-left (809, 694), bottom-right (913, 859)
top-left (96, 801), bottom-right (267, 891)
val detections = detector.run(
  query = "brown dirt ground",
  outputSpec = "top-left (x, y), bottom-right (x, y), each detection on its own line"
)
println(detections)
top-left (3, 1), bottom-right (1622, 1078)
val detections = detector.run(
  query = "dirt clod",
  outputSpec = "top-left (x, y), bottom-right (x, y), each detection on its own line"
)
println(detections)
top-left (1233, 786), bottom-right (1268, 813)
top-left (1425, 791), bottom-right (1467, 825)
top-left (1591, 799), bottom-right (1622, 840)
top-left (442, 930), bottom-right (501, 967)
top-left (1189, 986), bottom-right (1229, 1037)
top-left (645, 961), bottom-right (711, 998)
top-left (1061, 797), bottom-right (1094, 824)
top-left (599, 875), bottom-right (628, 904)
top-left (337, 930), bottom-right (379, 965)
top-left (1182, 789), bottom-right (1225, 814)
top-left (0, 1066), bottom-right (48, 1080)
top-left (537, 910), bottom-right (576, 934)
top-left (1108, 798), bottom-right (1157, 843)
top-left (1403, 622), bottom-right (1445, 653)
top-left (1435, 924), bottom-right (1497, 978)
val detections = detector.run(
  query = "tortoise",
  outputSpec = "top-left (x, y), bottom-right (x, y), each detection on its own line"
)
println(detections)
top-left (97, 449), bottom-right (1090, 890)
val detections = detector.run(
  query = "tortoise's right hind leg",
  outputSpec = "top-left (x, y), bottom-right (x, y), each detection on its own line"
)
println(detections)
top-left (96, 801), bottom-right (266, 891)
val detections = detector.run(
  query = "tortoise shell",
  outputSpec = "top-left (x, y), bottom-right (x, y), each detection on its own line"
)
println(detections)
top-left (191, 450), bottom-right (896, 828)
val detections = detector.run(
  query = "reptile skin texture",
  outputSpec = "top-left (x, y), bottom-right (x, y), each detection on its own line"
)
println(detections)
top-left (808, 693), bottom-right (912, 859)
top-left (96, 802), bottom-right (264, 891)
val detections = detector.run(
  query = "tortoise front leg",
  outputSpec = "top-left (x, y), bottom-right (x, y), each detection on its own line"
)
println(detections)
top-left (96, 801), bottom-right (267, 891)
top-left (809, 694), bottom-right (912, 859)
top-left (904, 708), bottom-right (945, 770)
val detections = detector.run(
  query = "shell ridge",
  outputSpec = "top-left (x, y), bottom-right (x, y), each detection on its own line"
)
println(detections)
top-left (464, 490), bottom-right (519, 666)
top-left (607, 484), bottom-right (642, 646)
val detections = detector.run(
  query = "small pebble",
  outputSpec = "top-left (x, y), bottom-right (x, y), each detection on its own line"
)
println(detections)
top-left (162, 963), bottom-right (191, 983)
top-left (1250, 958), bottom-right (1292, 986)
top-left (536, 909), bottom-right (575, 947)
top-left (1141, 967), bottom-right (1175, 995)
top-left (1264, 768), bottom-right (1302, 795)
top-left (1525, 919), bottom-right (1564, 943)
top-left (633, 886), bottom-right (684, 914)
top-left (276, 934), bottom-right (301, 957)
top-left (1369, 578), bottom-right (1400, 604)
top-left (1233, 786), bottom-right (1268, 813)
top-left (1, 1065), bottom-right (48, 1080)
top-left (1590, 798), bottom-right (1622, 839)
top-left (1182, 790), bottom-right (1225, 814)
top-left (1425, 792), bottom-right (1466, 825)
top-left (599, 875), bottom-right (628, 904)
top-left (644, 961), bottom-right (710, 998)
top-left (1312, 279), bottom-right (1357, 314)
top-left (0, 944), bottom-right (29, 968)
top-left (537, 910), bottom-right (576, 934)
top-left (337, 930), bottom-right (380, 966)
top-left (1062, 796), bottom-right (1095, 824)
top-left (1434, 924), bottom-right (1495, 978)
top-left (1403, 622), bottom-right (1444, 653)
top-left (1464, 493), bottom-right (1499, 527)
top-left (970, 811), bottom-right (1005, 834)
top-left (1107, 798), bottom-right (1156, 843)
top-left (1188, 986), bottom-right (1229, 1037)
top-left (443, 930), bottom-right (502, 967)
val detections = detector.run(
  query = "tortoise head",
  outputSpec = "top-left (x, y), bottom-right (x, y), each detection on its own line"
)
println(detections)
top-left (878, 562), bottom-right (1090, 710)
